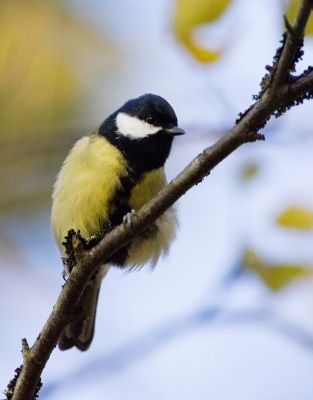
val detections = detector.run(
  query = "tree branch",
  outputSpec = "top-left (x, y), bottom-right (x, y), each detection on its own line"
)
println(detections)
top-left (7, 1), bottom-right (313, 399)
top-left (270, 0), bottom-right (312, 91)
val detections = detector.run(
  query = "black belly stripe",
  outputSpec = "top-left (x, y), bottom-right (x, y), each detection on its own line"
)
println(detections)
top-left (108, 162), bottom-right (139, 223)
top-left (105, 163), bottom-right (140, 267)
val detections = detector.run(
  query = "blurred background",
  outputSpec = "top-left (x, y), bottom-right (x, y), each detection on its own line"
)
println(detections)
top-left (1, 0), bottom-right (313, 399)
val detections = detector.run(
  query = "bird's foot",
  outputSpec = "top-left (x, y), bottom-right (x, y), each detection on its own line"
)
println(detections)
top-left (123, 209), bottom-right (137, 227)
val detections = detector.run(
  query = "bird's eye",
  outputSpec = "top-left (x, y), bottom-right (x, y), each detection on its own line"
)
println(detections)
top-left (146, 117), bottom-right (154, 124)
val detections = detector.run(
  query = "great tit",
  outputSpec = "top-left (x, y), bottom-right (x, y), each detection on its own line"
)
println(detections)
top-left (51, 93), bottom-right (185, 351)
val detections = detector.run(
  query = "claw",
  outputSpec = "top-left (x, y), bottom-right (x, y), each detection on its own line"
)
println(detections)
top-left (62, 257), bottom-right (71, 280)
top-left (123, 209), bottom-right (136, 227)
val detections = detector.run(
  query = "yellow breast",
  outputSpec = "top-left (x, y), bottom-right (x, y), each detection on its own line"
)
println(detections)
top-left (129, 168), bottom-right (167, 210)
top-left (127, 168), bottom-right (177, 267)
top-left (51, 134), bottom-right (127, 248)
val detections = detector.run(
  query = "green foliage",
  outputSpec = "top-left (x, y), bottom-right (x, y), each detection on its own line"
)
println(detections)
top-left (0, 0), bottom-right (114, 143)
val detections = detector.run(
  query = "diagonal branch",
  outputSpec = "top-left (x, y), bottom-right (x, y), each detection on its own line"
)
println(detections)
top-left (7, 1), bottom-right (313, 399)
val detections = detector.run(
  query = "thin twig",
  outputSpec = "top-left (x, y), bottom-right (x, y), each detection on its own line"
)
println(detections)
top-left (270, 1), bottom-right (312, 91)
top-left (7, 1), bottom-right (313, 399)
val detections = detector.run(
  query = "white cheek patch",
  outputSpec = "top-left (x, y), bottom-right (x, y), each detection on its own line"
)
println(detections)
top-left (116, 112), bottom-right (161, 139)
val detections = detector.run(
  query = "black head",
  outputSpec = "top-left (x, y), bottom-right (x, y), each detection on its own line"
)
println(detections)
top-left (116, 93), bottom-right (179, 134)
top-left (99, 94), bottom-right (185, 176)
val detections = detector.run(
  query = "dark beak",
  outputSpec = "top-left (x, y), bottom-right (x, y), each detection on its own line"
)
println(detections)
top-left (166, 126), bottom-right (185, 136)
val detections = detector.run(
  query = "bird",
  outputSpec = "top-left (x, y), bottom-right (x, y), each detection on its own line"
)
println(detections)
top-left (51, 93), bottom-right (185, 351)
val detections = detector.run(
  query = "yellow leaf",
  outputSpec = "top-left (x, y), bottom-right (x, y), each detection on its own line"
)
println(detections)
top-left (242, 249), bottom-right (312, 290)
top-left (285, 0), bottom-right (313, 36)
top-left (276, 206), bottom-right (313, 230)
top-left (185, 46), bottom-right (221, 63)
top-left (173, 0), bottom-right (232, 63)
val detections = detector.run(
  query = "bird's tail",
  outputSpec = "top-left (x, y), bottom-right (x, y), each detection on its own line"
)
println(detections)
top-left (58, 266), bottom-right (108, 351)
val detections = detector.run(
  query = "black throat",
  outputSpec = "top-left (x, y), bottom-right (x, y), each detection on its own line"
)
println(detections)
top-left (98, 115), bottom-right (173, 178)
